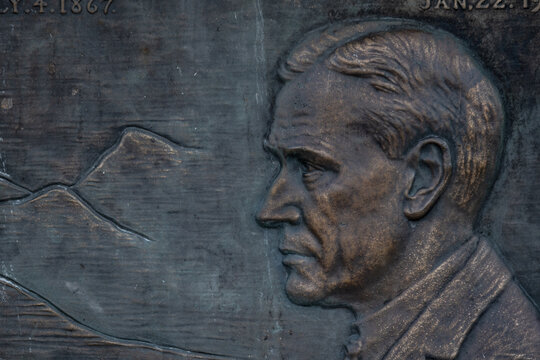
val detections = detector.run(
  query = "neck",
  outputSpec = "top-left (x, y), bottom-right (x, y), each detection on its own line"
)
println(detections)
top-left (343, 218), bottom-right (474, 318)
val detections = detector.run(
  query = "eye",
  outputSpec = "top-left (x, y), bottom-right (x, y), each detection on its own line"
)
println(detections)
top-left (299, 159), bottom-right (325, 184)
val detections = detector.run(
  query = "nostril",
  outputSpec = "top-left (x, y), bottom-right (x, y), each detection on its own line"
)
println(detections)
top-left (257, 218), bottom-right (284, 228)
top-left (282, 207), bottom-right (302, 225)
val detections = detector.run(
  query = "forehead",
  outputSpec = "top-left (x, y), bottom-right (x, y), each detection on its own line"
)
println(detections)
top-left (269, 65), bottom-right (373, 149)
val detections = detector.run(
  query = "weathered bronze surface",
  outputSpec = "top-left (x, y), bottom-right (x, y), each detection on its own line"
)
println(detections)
top-left (0, 1), bottom-right (538, 359)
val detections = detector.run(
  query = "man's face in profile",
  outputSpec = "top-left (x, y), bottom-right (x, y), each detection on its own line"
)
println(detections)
top-left (257, 65), bottom-right (409, 306)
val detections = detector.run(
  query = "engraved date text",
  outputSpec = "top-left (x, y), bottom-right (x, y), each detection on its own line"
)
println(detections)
top-left (421, 0), bottom-right (540, 11)
top-left (0, 0), bottom-right (115, 14)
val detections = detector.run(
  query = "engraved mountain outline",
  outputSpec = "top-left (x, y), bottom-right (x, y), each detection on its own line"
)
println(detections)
top-left (0, 127), bottom-right (206, 242)
top-left (0, 275), bottom-right (231, 359)
top-left (0, 128), bottom-right (243, 358)
top-left (0, 176), bottom-right (31, 201)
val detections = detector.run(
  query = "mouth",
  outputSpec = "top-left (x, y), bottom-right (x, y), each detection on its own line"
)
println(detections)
top-left (280, 248), bottom-right (312, 267)
top-left (279, 246), bottom-right (310, 256)
top-left (282, 253), bottom-right (312, 266)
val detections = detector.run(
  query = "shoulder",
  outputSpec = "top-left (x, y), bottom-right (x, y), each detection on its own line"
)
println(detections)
top-left (457, 280), bottom-right (540, 360)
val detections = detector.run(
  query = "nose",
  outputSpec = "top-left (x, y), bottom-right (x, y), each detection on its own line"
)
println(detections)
top-left (256, 171), bottom-right (302, 227)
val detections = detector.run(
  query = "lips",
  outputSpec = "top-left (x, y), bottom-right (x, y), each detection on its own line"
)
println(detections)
top-left (282, 253), bottom-right (312, 267)
top-left (279, 246), bottom-right (307, 255)
top-left (279, 231), bottom-right (320, 257)
top-left (279, 241), bottom-right (314, 266)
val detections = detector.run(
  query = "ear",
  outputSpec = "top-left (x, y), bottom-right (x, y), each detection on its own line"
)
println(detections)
top-left (403, 137), bottom-right (452, 220)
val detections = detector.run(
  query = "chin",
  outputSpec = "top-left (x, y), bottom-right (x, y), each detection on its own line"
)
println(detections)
top-left (284, 271), bottom-right (328, 306)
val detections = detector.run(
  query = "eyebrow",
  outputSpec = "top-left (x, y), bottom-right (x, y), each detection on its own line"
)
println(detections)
top-left (285, 147), bottom-right (340, 171)
top-left (264, 141), bottom-right (340, 171)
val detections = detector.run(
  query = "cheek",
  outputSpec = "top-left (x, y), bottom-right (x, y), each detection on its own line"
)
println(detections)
top-left (321, 158), bottom-right (403, 215)
top-left (344, 222), bottom-right (402, 273)
top-left (324, 167), bottom-right (405, 276)
top-left (298, 194), bottom-right (342, 272)
top-left (303, 160), bottom-right (405, 274)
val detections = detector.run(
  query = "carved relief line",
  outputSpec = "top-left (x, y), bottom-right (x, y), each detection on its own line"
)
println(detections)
top-left (72, 126), bottom-right (204, 187)
top-left (0, 274), bottom-right (234, 360)
top-left (0, 184), bottom-right (153, 243)
top-left (0, 126), bottom-right (203, 242)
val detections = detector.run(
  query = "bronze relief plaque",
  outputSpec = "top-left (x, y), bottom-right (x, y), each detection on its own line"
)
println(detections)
top-left (0, 1), bottom-right (538, 359)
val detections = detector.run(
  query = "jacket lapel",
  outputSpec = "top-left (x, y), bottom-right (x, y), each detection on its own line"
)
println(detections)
top-left (384, 239), bottom-right (511, 360)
